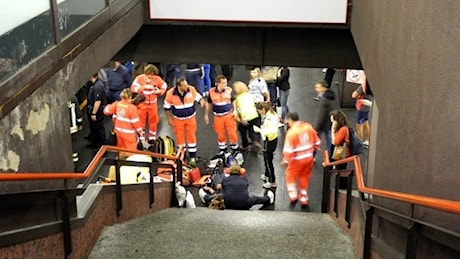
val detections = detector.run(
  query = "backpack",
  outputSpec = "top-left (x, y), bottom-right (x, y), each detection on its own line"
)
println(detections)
top-left (224, 151), bottom-right (245, 167)
top-left (148, 136), bottom-right (177, 162)
top-left (348, 128), bottom-right (364, 156)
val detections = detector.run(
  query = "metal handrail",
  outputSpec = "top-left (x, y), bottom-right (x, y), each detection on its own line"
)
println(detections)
top-left (0, 145), bottom-right (184, 182)
top-left (322, 150), bottom-right (460, 215)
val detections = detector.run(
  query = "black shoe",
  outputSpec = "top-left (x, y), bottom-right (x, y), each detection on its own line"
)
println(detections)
top-left (211, 152), bottom-right (225, 160)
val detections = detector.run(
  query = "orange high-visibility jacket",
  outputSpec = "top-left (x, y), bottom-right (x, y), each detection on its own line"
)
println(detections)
top-left (164, 86), bottom-right (201, 118)
top-left (282, 121), bottom-right (320, 163)
top-left (208, 86), bottom-right (234, 115)
top-left (104, 99), bottom-right (143, 136)
top-left (131, 74), bottom-right (167, 108)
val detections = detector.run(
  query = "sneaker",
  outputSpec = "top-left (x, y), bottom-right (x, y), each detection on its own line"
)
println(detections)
top-left (363, 140), bottom-right (369, 148)
top-left (260, 175), bottom-right (268, 181)
top-left (299, 194), bottom-right (309, 206)
top-left (263, 182), bottom-right (277, 188)
top-left (313, 96), bottom-right (320, 101)
top-left (267, 190), bottom-right (275, 204)
top-left (198, 188), bottom-right (207, 204)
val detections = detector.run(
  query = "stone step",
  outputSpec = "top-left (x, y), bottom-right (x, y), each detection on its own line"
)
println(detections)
top-left (89, 207), bottom-right (356, 259)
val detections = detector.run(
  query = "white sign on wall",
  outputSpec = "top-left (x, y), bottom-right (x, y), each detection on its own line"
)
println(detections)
top-left (149, 0), bottom-right (348, 24)
top-left (346, 69), bottom-right (365, 84)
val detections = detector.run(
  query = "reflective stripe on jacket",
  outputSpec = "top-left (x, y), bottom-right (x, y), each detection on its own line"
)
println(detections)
top-left (131, 74), bottom-right (167, 107)
top-left (164, 86), bottom-right (202, 118)
top-left (208, 86), bottom-right (233, 115)
top-left (282, 121), bottom-right (320, 163)
top-left (104, 100), bottom-right (143, 135)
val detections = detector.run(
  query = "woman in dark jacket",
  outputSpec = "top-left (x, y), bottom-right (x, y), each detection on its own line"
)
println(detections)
top-left (222, 165), bottom-right (274, 210)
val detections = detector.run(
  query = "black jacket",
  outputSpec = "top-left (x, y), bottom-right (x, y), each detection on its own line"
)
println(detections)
top-left (315, 89), bottom-right (337, 132)
top-left (222, 174), bottom-right (250, 210)
top-left (276, 67), bottom-right (290, 91)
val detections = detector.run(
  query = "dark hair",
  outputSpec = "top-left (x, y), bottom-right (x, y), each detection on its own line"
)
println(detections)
top-left (329, 110), bottom-right (350, 133)
top-left (92, 72), bottom-right (99, 78)
top-left (176, 77), bottom-right (187, 87)
top-left (215, 75), bottom-right (227, 83)
top-left (285, 112), bottom-right (299, 122)
top-left (364, 80), bottom-right (373, 96)
top-left (255, 101), bottom-right (275, 113)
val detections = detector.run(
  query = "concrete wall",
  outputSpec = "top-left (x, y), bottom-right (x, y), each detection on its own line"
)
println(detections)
top-left (0, 1), bottom-right (144, 192)
top-left (349, 0), bottom-right (460, 253)
top-left (114, 25), bottom-right (362, 69)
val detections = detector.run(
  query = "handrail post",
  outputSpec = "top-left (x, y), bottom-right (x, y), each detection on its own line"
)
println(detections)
top-left (334, 171), bottom-right (339, 217)
top-left (115, 160), bottom-right (122, 217)
top-left (406, 223), bottom-right (419, 258)
top-left (321, 166), bottom-right (331, 213)
top-left (363, 207), bottom-right (374, 259)
top-left (345, 170), bottom-right (354, 228)
top-left (171, 159), bottom-right (182, 207)
top-left (61, 190), bottom-right (72, 258)
top-left (149, 164), bottom-right (157, 208)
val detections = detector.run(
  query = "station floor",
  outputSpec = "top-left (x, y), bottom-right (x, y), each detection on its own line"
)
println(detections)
top-left (72, 66), bottom-right (366, 213)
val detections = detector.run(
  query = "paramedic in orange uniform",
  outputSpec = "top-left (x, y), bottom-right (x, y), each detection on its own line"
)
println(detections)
top-left (204, 75), bottom-right (239, 158)
top-left (164, 78), bottom-right (205, 163)
top-left (103, 88), bottom-right (145, 150)
top-left (280, 112), bottom-right (321, 207)
top-left (131, 64), bottom-right (167, 143)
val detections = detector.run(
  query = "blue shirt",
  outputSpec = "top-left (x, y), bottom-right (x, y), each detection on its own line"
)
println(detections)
top-left (106, 65), bottom-right (132, 91)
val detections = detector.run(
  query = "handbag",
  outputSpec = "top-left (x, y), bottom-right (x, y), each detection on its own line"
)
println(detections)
top-left (332, 142), bottom-right (347, 161)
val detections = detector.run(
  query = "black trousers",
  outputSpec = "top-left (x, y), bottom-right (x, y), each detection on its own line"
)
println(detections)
top-left (88, 114), bottom-right (107, 149)
top-left (237, 116), bottom-right (261, 148)
top-left (263, 138), bottom-right (278, 183)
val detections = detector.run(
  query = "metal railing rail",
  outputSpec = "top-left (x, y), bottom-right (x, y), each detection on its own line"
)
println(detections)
top-left (321, 150), bottom-right (460, 258)
top-left (321, 150), bottom-right (460, 215)
top-left (0, 145), bottom-right (185, 258)
top-left (0, 145), bottom-right (183, 181)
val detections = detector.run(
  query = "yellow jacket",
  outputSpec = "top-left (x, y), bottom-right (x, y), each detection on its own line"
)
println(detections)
top-left (260, 111), bottom-right (279, 141)
top-left (235, 92), bottom-right (258, 122)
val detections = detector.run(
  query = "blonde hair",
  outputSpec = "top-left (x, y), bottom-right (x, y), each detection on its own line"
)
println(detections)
top-left (232, 81), bottom-right (249, 95)
top-left (208, 193), bottom-right (225, 210)
top-left (144, 64), bottom-right (159, 75)
top-left (228, 164), bottom-right (242, 175)
top-left (120, 88), bottom-right (132, 100)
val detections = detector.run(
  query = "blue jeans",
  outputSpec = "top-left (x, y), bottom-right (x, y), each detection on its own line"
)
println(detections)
top-left (202, 64), bottom-right (211, 92)
top-left (279, 89), bottom-right (290, 119)
top-left (185, 69), bottom-right (203, 95)
top-left (267, 82), bottom-right (277, 107)
top-left (166, 64), bottom-right (181, 87)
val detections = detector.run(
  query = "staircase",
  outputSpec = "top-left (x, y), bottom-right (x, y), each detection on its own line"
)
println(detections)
top-left (89, 208), bottom-right (356, 258)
